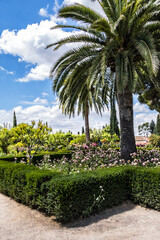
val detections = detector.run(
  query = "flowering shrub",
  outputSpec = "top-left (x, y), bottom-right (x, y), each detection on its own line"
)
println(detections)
top-left (130, 148), bottom-right (160, 167)
top-left (20, 144), bottom-right (160, 174)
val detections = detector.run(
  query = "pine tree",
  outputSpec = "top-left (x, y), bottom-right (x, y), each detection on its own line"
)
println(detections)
top-left (13, 111), bottom-right (17, 128)
top-left (156, 114), bottom-right (160, 135)
top-left (82, 126), bottom-right (84, 134)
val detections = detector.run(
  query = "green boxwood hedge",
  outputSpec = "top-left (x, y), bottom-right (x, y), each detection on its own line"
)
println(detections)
top-left (0, 161), bottom-right (160, 223)
top-left (0, 150), bottom-right (72, 165)
top-left (126, 166), bottom-right (160, 210)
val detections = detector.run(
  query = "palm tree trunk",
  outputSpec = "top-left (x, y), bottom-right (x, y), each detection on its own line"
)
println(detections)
top-left (117, 87), bottom-right (136, 160)
top-left (85, 101), bottom-right (90, 142)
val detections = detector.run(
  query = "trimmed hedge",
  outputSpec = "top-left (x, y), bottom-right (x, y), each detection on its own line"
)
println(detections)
top-left (43, 167), bottom-right (128, 222)
top-left (0, 151), bottom-right (72, 165)
top-left (127, 166), bottom-right (160, 210)
top-left (0, 161), bottom-right (160, 222)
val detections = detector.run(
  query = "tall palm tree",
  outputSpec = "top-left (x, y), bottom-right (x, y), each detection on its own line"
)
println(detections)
top-left (47, 0), bottom-right (160, 159)
top-left (55, 68), bottom-right (109, 142)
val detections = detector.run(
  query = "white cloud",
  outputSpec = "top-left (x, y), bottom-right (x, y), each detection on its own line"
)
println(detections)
top-left (63, 0), bottom-right (104, 16)
top-left (53, 0), bottom-right (61, 13)
top-left (0, 66), bottom-right (14, 75)
top-left (21, 97), bottom-right (48, 105)
top-left (0, 0), bottom-right (104, 83)
top-left (134, 112), bottom-right (157, 136)
top-left (133, 102), bottom-right (150, 113)
top-left (0, 100), bottom-right (158, 135)
top-left (39, 8), bottom-right (49, 17)
top-left (0, 103), bottom-right (110, 133)
top-left (0, 19), bottom-right (74, 82)
top-left (42, 92), bottom-right (49, 97)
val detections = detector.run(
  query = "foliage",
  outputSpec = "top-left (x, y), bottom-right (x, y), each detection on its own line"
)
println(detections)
top-left (90, 127), bottom-right (119, 143)
top-left (138, 81), bottom-right (160, 112)
top-left (1, 160), bottom-right (160, 222)
top-left (138, 122), bottom-right (150, 137)
top-left (43, 167), bottom-right (128, 222)
top-left (0, 128), bottom-right (12, 154)
top-left (48, 131), bottom-right (75, 150)
top-left (149, 134), bottom-right (160, 147)
top-left (0, 150), bottom-right (72, 165)
top-left (0, 160), bottom-right (59, 206)
top-left (10, 121), bottom-right (52, 164)
top-left (127, 167), bottom-right (160, 210)
top-left (69, 134), bottom-right (86, 145)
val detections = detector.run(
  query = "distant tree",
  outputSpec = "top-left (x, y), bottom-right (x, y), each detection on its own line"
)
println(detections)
top-left (156, 114), bottom-right (160, 136)
top-left (150, 120), bottom-right (156, 134)
top-left (82, 126), bottom-right (84, 134)
top-left (138, 122), bottom-right (150, 137)
top-left (13, 111), bottom-right (17, 128)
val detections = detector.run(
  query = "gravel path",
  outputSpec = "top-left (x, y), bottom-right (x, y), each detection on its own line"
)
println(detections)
top-left (0, 193), bottom-right (160, 240)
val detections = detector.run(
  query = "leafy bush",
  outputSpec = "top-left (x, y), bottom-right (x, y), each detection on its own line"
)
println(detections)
top-left (149, 134), bottom-right (160, 147)
top-left (0, 150), bottom-right (72, 165)
top-left (69, 134), bottom-right (86, 145)
top-left (127, 166), bottom-right (160, 210)
top-left (41, 166), bottom-right (129, 222)
top-left (0, 160), bottom-right (60, 205)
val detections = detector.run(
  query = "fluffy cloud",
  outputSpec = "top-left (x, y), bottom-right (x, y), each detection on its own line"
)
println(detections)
top-left (0, 104), bottom-right (110, 133)
top-left (42, 92), bottom-right (49, 97)
top-left (134, 112), bottom-right (157, 136)
top-left (21, 97), bottom-right (48, 105)
top-left (0, 19), bottom-right (74, 82)
top-left (39, 8), bottom-right (49, 17)
top-left (133, 102), bottom-right (150, 113)
top-left (0, 96), bottom-right (157, 135)
top-left (0, 0), bottom-right (104, 83)
top-left (63, 0), bottom-right (103, 15)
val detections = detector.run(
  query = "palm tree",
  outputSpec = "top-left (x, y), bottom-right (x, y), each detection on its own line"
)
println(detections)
top-left (55, 69), bottom-right (109, 142)
top-left (47, 0), bottom-right (160, 159)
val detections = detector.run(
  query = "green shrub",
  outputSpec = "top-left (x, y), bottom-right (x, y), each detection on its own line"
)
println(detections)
top-left (127, 166), bottom-right (160, 210)
top-left (0, 150), bottom-right (72, 165)
top-left (0, 161), bottom-right (60, 205)
top-left (69, 134), bottom-right (86, 144)
top-left (0, 161), bottom-right (160, 223)
top-left (43, 167), bottom-right (128, 222)
top-left (149, 134), bottom-right (160, 147)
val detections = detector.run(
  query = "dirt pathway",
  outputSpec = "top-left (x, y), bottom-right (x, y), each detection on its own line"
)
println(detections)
top-left (0, 193), bottom-right (160, 240)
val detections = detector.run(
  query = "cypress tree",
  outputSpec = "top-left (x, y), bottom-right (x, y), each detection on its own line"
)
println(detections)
top-left (13, 111), bottom-right (17, 128)
top-left (156, 114), bottom-right (160, 135)
top-left (82, 126), bottom-right (84, 134)
top-left (110, 77), bottom-right (119, 137)
top-left (150, 120), bottom-right (155, 134)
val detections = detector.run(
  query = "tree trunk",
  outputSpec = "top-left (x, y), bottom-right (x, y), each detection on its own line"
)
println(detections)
top-left (117, 87), bottom-right (136, 160)
top-left (85, 102), bottom-right (90, 142)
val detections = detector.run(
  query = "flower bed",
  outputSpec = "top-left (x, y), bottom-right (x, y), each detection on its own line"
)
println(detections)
top-left (36, 145), bottom-right (160, 174)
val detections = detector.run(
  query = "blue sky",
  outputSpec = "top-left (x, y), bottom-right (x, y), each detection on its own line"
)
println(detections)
top-left (0, 0), bottom-right (157, 134)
